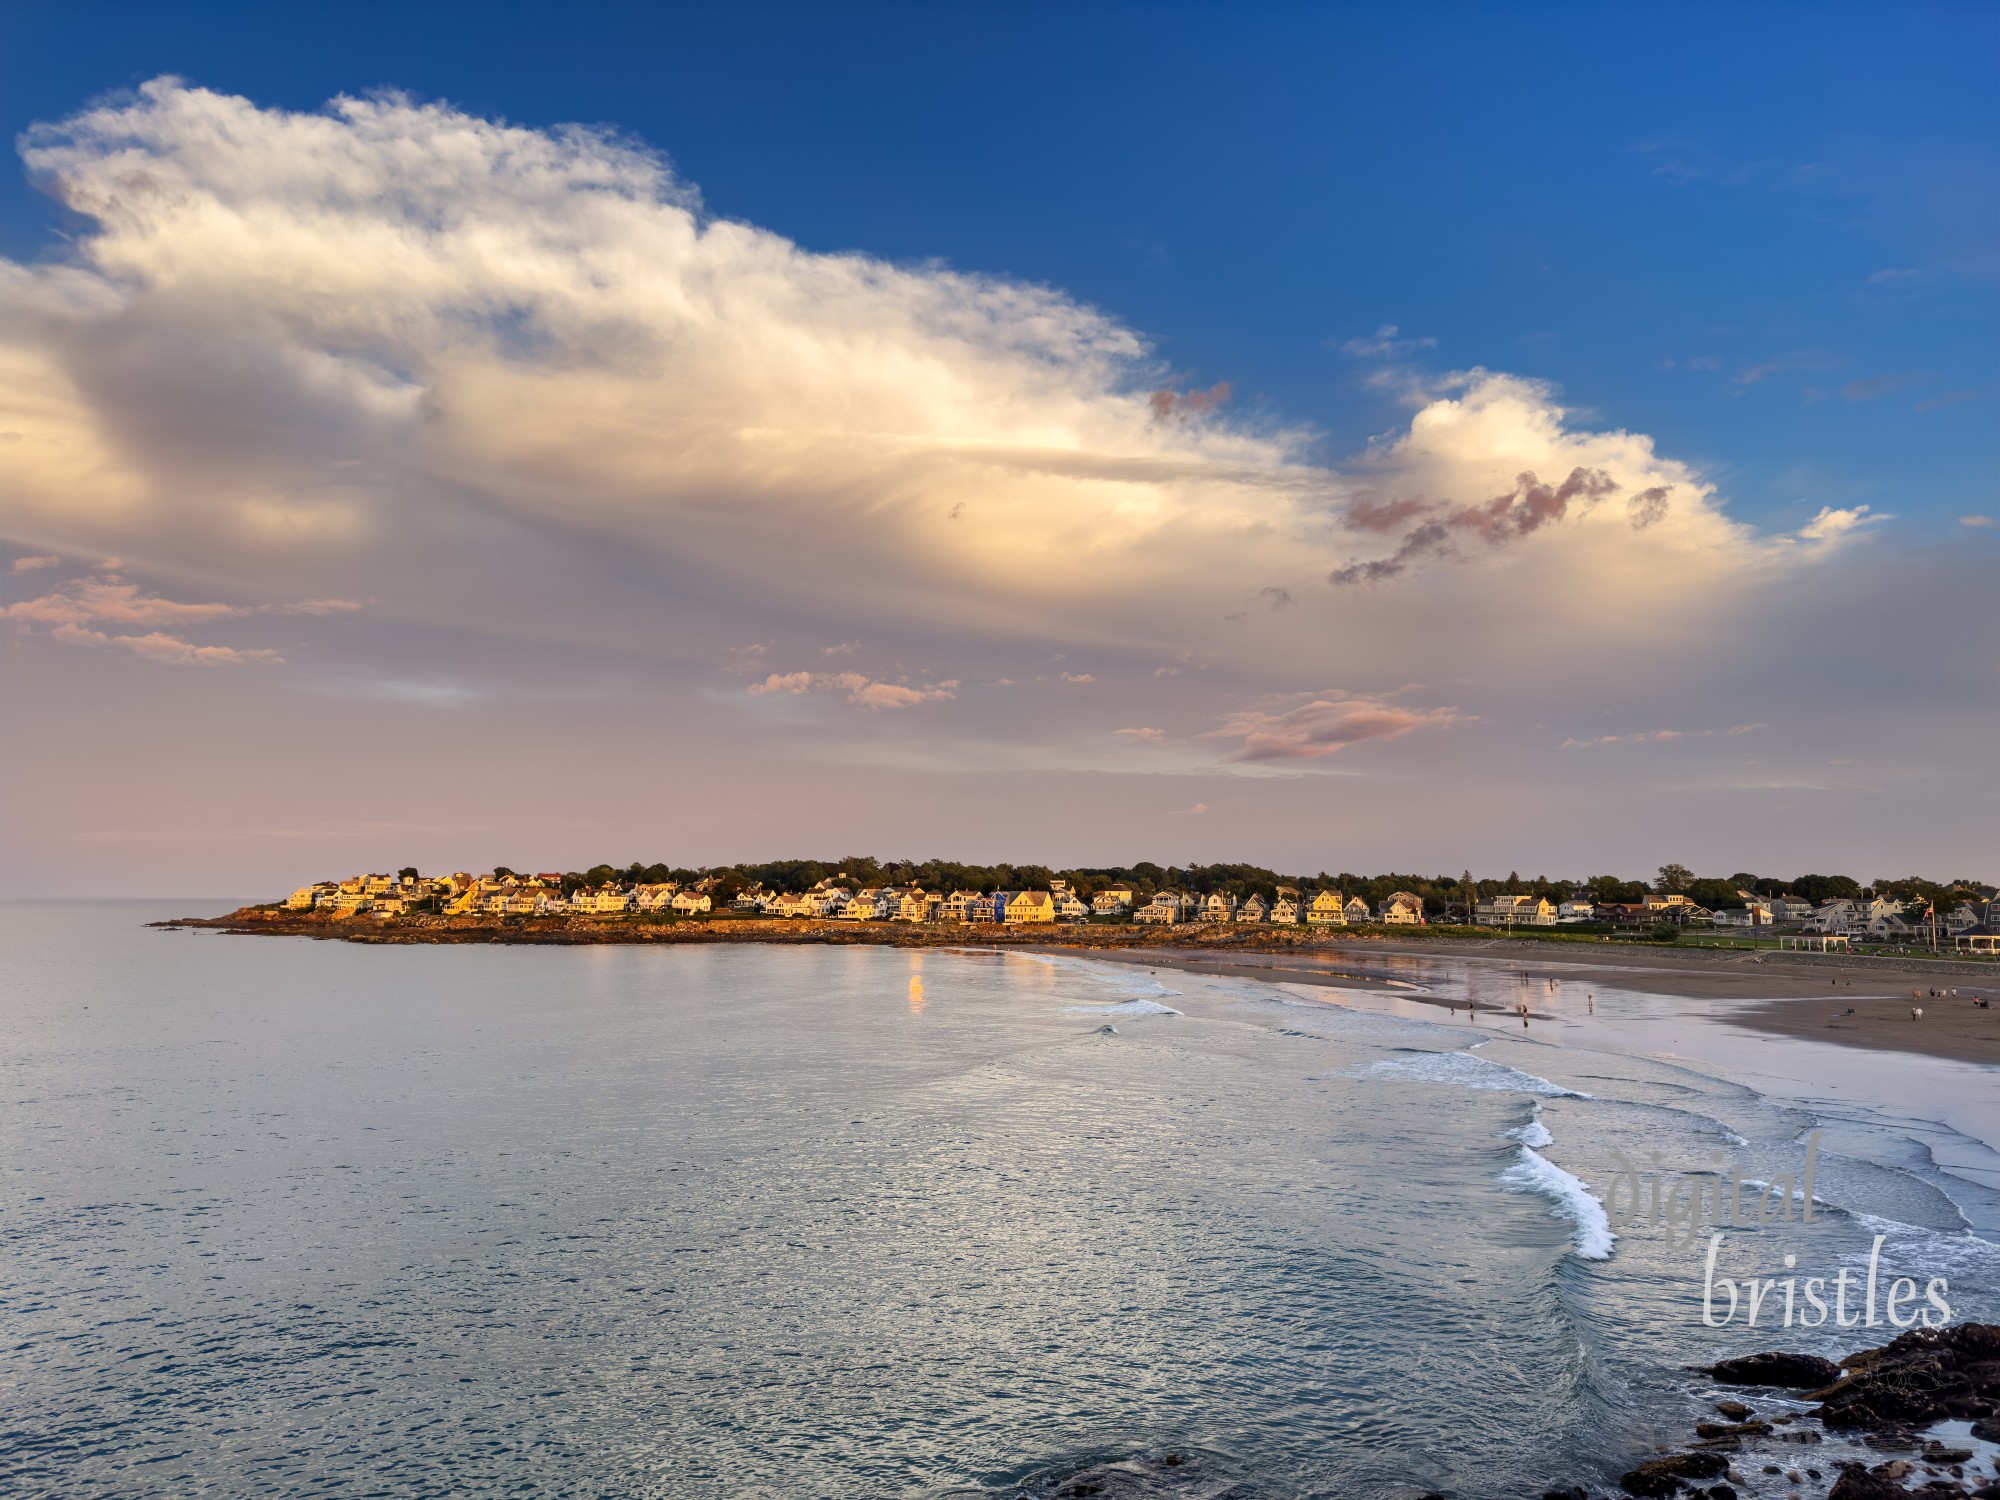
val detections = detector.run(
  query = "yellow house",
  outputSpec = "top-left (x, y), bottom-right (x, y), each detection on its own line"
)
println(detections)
top-left (1005, 890), bottom-right (1056, 924)
top-left (1306, 890), bottom-right (1347, 925)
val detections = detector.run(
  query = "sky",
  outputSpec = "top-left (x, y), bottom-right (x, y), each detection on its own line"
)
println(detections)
top-left (0, 1), bottom-right (1994, 897)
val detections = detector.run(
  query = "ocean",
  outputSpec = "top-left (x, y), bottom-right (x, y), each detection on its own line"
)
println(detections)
top-left (3, 903), bottom-right (1995, 1498)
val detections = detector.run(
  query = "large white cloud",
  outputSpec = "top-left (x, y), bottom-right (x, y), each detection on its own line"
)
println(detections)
top-left (0, 80), bottom-right (1880, 760)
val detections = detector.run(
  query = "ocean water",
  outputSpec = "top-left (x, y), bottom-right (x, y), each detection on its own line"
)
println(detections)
top-left (2, 904), bottom-right (1995, 1499)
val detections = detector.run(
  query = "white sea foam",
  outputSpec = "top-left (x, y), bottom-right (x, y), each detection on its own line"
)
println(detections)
top-left (1507, 1103), bottom-right (1554, 1148)
top-left (1064, 999), bottom-right (1180, 1018)
top-left (1364, 1049), bottom-right (1590, 1098)
top-left (1501, 1146), bottom-right (1617, 1260)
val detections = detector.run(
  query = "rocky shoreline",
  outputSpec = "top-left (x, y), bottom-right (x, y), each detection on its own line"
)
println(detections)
top-left (1583, 1324), bottom-right (2000, 1500)
top-left (989, 1326), bottom-right (2000, 1499)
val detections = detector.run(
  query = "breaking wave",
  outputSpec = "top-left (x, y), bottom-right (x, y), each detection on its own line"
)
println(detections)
top-left (1501, 1146), bottom-right (1617, 1260)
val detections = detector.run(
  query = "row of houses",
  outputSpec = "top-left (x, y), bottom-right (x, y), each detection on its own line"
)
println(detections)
top-left (285, 871), bottom-right (1999, 938)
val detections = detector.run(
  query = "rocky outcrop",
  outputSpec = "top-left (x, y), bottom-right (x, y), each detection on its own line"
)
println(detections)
top-left (1811, 1323), bottom-right (2000, 1431)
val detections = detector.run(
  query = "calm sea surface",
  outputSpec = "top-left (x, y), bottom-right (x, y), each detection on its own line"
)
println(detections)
top-left (3, 903), bottom-right (1995, 1498)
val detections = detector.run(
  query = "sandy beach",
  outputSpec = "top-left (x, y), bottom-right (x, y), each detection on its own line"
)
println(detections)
top-left (1070, 939), bottom-right (2000, 1067)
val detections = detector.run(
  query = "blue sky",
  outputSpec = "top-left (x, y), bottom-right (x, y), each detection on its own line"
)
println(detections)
top-left (6, 2), bottom-right (1992, 528)
top-left (0, 3), bottom-right (1994, 892)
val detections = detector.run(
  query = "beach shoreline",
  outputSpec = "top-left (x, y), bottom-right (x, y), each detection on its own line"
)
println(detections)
top-left (162, 907), bottom-right (2000, 1067)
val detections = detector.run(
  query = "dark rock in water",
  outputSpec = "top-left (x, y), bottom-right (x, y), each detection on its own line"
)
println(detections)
top-left (1970, 1415), bottom-right (2000, 1442)
top-left (1712, 1400), bottom-right (1752, 1420)
top-left (1619, 1451), bottom-right (1729, 1495)
top-left (1023, 1449), bottom-right (1279, 1499)
top-left (1706, 1351), bottom-right (1843, 1388)
top-left (1815, 1323), bottom-right (2000, 1431)
top-left (1827, 1468), bottom-right (1906, 1500)
top-left (1694, 1420), bottom-right (1771, 1438)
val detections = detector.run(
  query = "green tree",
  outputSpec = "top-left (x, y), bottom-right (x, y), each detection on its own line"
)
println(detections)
top-left (1656, 863), bottom-right (1694, 894)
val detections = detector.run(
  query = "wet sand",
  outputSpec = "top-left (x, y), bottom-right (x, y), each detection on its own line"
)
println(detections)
top-left (1069, 941), bottom-right (2000, 1066)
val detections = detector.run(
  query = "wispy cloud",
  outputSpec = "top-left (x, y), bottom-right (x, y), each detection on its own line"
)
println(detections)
top-left (50, 623), bottom-right (283, 666)
top-left (1339, 324), bottom-right (1437, 359)
top-left (748, 670), bottom-right (958, 709)
top-left (1200, 691), bottom-right (1460, 763)
top-left (9, 554), bottom-right (60, 573)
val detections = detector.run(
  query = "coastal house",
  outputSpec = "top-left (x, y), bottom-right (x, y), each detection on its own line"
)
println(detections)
top-left (944, 890), bottom-right (981, 922)
top-left (1765, 894), bottom-right (1813, 924)
top-left (1306, 890), bottom-right (1347, 926)
top-left (372, 895), bottom-right (411, 916)
top-left (1198, 892), bottom-right (1235, 923)
top-left (1005, 890), bottom-right (1055, 924)
top-left (633, 883), bottom-right (680, 912)
top-left (670, 891), bottom-right (712, 914)
top-left (1270, 894), bottom-right (1301, 925)
top-left (574, 888), bottom-right (630, 915)
top-left (1092, 886), bottom-right (1136, 913)
top-left (1476, 895), bottom-right (1557, 927)
top-left (1053, 888), bottom-right (1090, 921)
top-left (1133, 893), bottom-right (1182, 925)
top-left (1236, 894), bottom-right (1269, 923)
top-left (769, 892), bottom-right (813, 918)
top-left (1379, 892), bottom-right (1425, 925)
top-left (534, 892), bottom-right (572, 915)
top-left (1343, 896), bottom-right (1372, 924)
top-left (1557, 899), bottom-right (1597, 923)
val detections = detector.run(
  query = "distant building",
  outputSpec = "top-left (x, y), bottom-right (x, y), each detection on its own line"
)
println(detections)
top-left (1379, 892), bottom-right (1425, 925)
top-left (1306, 890), bottom-right (1347, 926)
top-left (1006, 890), bottom-right (1055, 924)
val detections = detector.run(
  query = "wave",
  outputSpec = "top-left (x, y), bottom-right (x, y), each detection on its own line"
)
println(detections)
top-left (1501, 1146), bottom-right (1617, 1260)
top-left (1507, 1102), bottom-right (1554, 1148)
top-left (1064, 999), bottom-right (1180, 1018)
top-left (1363, 1049), bottom-right (1590, 1098)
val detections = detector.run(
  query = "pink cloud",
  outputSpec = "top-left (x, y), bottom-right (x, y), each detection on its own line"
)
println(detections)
top-left (1559, 729), bottom-right (1684, 748)
top-left (748, 670), bottom-right (956, 709)
top-left (10, 554), bottom-right (61, 573)
top-left (1200, 692), bottom-right (1461, 762)
top-left (1, 576), bottom-right (244, 627)
top-left (50, 623), bottom-right (282, 665)
top-left (1114, 726), bottom-right (1165, 742)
